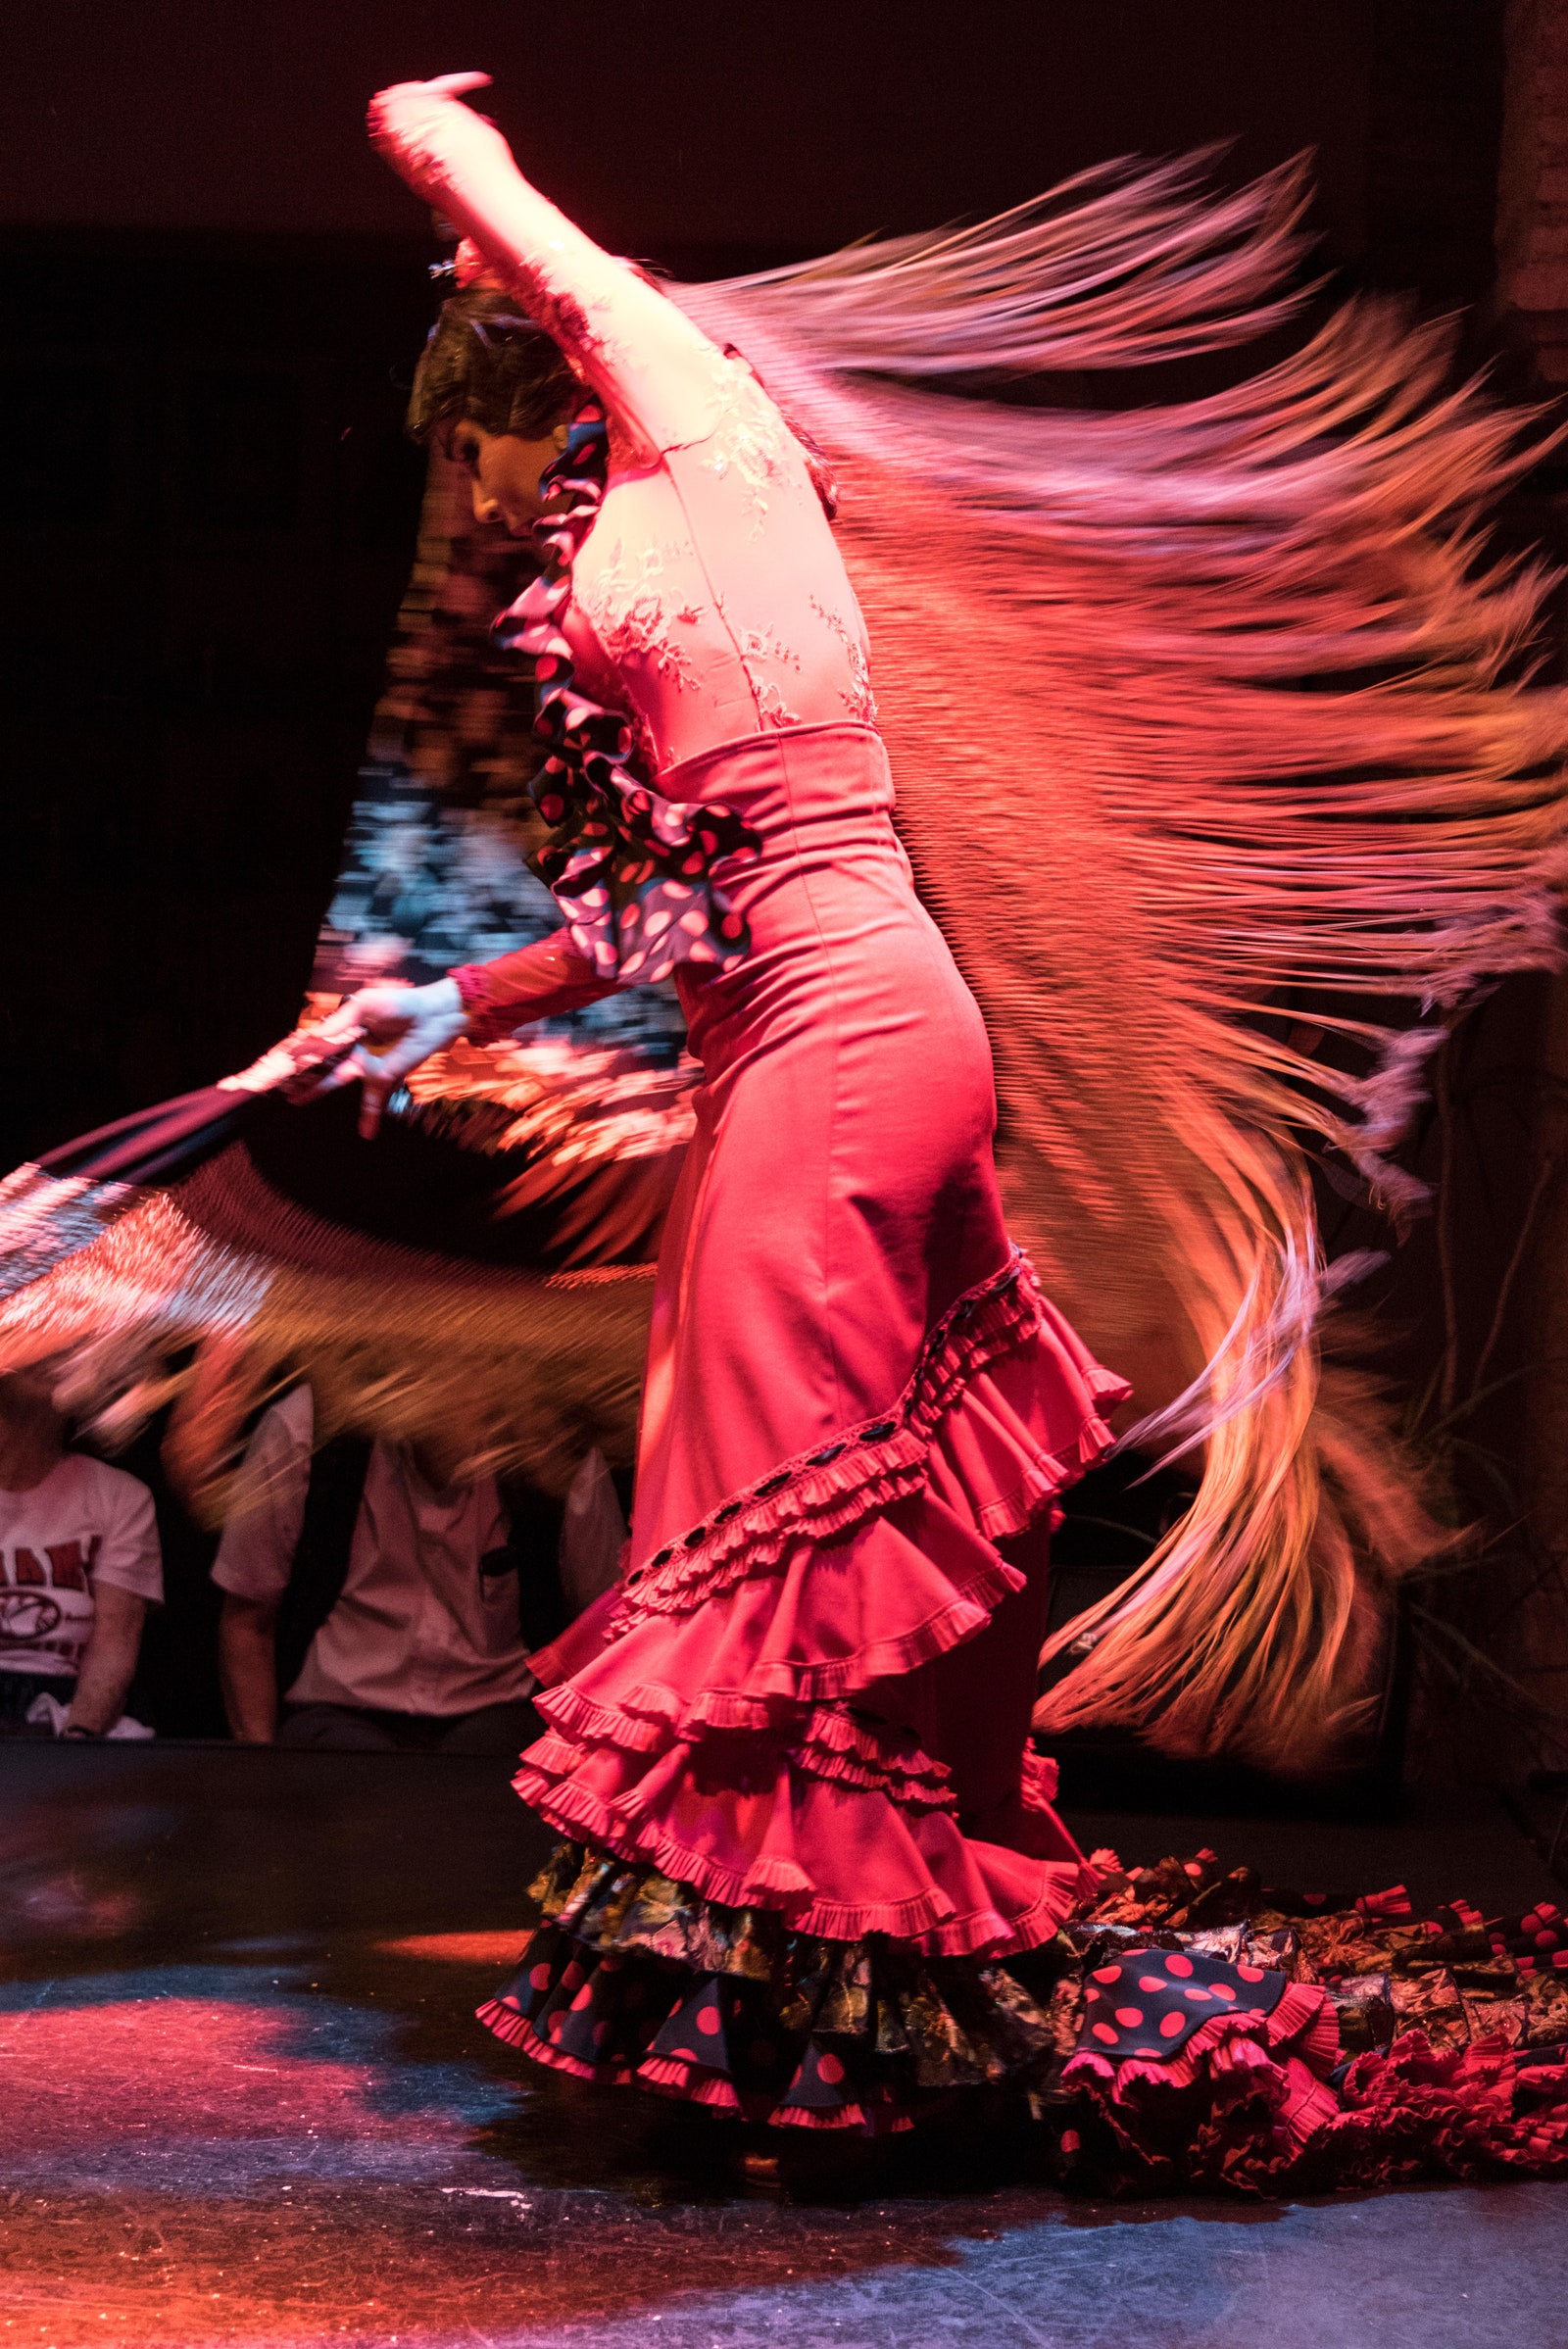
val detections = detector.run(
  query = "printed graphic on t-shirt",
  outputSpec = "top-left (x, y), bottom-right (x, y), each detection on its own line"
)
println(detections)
top-left (0, 1456), bottom-right (162, 1682)
top-left (0, 1536), bottom-right (99, 1678)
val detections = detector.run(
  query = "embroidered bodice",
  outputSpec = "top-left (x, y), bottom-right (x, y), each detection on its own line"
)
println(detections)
top-left (563, 397), bottom-right (876, 771)
top-left (368, 81), bottom-right (876, 780)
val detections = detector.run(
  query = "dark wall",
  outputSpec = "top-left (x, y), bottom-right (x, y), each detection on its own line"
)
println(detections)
top-left (0, 242), bottom-right (435, 1166)
top-left (2, 1), bottom-right (1372, 252)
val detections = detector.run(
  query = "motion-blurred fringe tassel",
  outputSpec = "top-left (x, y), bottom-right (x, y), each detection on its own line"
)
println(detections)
top-left (676, 151), bottom-right (1568, 1767)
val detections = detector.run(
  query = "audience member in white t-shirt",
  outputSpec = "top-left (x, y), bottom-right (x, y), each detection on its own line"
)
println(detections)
top-left (213, 1386), bottom-right (626, 1752)
top-left (0, 1368), bottom-right (163, 1738)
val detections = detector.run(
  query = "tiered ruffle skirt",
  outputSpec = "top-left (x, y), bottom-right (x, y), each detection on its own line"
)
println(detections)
top-left (479, 1249), bottom-right (1131, 2129)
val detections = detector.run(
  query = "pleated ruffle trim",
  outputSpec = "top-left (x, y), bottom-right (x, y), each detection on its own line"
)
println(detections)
top-left (510, 1743), bottom-right (1090, 1950)
top-left (607, 1246), bottom-right (1125, 1633)
top-left (528, 1700), bottom-right (960, 1812)
top-left (512, 1244), bottom-right (1123, 1950)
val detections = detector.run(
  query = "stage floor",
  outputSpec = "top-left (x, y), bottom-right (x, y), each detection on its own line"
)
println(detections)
top-left (3, 1741), bottom-right (1566, 2348)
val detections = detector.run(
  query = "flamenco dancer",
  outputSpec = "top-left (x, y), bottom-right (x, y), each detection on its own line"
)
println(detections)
top-left (6, 70), bottom-right (1568, 2176)
top-left (322, 73), bottom-right (1132, 2134)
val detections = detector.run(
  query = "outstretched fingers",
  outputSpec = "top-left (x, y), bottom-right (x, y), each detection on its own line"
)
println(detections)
top-left (358, 1068), bottom-right (395, 1142)
top-left (293, 1045), bottom-right (392, 1139)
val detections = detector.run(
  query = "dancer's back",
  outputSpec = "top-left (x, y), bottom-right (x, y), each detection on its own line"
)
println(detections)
top-left (567, 348), bottom-right (878, 775)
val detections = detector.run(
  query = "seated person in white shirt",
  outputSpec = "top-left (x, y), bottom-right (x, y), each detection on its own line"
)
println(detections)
top-left (0, 1367), bottom-right (163, 1738)
top-left (213, 1385), bottom-right (625, 1752)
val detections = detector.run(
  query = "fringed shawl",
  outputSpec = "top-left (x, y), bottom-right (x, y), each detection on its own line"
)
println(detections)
top-left (675, 154), bottom-right (1568, 1766)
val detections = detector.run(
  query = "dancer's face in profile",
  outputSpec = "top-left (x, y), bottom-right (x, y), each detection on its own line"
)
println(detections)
top-left (447, 417), bottom-right (568, 535)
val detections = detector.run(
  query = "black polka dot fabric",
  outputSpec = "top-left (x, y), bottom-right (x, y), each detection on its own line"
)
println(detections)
top-left (1077, 1944), bottom-right (1286, 2064)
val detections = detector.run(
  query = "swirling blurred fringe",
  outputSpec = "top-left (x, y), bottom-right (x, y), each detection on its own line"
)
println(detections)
top-left (7, 157), bottom-right (1566, 1760)
top-left (680, 152), bottom-right (1568, 1766)
top-left (0, 1092), bottom-right (666, 1529)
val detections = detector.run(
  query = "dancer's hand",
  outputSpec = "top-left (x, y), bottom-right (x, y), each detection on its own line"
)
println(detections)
top-left (302, 979), bottom-right (469, 1141)
top-left (368, 73), bottom-right (509, 203)
top-left (217, 1014), bottom-right (367, 1103)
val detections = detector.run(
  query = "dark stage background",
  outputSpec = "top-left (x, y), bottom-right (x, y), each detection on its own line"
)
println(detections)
top-left (3, 2), bottom-right (1550, 1762)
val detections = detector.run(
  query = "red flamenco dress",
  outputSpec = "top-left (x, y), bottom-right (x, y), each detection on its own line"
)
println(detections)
top-left (369, 79), bottom-right (1130, 2131)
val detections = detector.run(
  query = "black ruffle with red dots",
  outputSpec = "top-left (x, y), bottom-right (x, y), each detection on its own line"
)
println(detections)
top-left (479, 1846), bottom-right (1568, 2181)
top-left (476, 1842), bottom-right (1071, 2135)
top-left (492, 404), bottom-right (760, 987)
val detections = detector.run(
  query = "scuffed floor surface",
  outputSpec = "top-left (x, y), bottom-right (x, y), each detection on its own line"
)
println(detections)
top-left (3, 1742), bottom-right (1567, 2347)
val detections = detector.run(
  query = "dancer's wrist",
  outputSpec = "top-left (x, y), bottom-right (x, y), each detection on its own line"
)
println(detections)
top-left (368, 76), bottom-right (510, 210)
top-left (424, 975), bottom-right (468, 1033)
top-left (447, 965), bottom-right (491, 1031)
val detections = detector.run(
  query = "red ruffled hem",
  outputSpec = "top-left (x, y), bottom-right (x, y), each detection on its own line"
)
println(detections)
top-left (477, 1995), bottom-right (639, 2088)
top-left (1066, 1980), bottom-right (1340, 2119)
top-left (1059, 2020), bottom-right (1568, 2194)
top-left (476, 1878), bottom-right (1058, 2135)
top-left (606, 1248), bottom-right (1126, 1634)
top-left (535, 1522), bottom-right (1028, 1743)
top-left (530, 1699), bottom-right (963, 1815)
top-left (476, 1837), bottom-right (1568, 2180)
top-left (633, 2052), bottom-right (916, 2134)
top-left (1059, 1979), bottom-right (1346, 2194)
top-left (512, 1740), bottom-right (1095, 1952)
top-left (514, 1247), bottom-right (1122, 1958)
top-left (476, 1999), bottom-right (930, 2133)
top-left (1325, 2034), bottom-right (1568, 2182)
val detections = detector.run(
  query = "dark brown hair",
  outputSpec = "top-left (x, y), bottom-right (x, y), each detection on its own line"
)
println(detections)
top-left (407, 285), bottom-right (579, 448)
top-left (408, 280), bottom-right (840, 518)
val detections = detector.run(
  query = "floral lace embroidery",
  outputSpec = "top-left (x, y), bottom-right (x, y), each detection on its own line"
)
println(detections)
top-left (755, 680), bottom-right (802, 728)
top-left (728, 616), bottom-right (801, 673)
top-left (809, 596), bottom-right (878, 724)
top-left (714, 596), bottom-right (803, 730)
top-left (487, 406), bottom-right (760, 986)
top-left (697, 353), bottom-right (803, 535)
top-left (575, 539), bottom-right (705, 692)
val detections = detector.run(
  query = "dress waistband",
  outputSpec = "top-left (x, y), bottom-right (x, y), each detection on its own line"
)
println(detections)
top-left (654, 722), bottom-right (893, 826)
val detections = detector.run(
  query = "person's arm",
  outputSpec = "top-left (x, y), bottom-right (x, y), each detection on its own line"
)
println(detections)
top-left (448, 932), bottom-right (617, 1036)
top-left (211, 1394), bottom-right (312, 1740)
top-left (66, 1584), bottom-right (147, 1736)
top-left (67, 1470), bottom-right (162, 1736)
top-left (368, 75), bottom-right (727, 456)
top-left (295, 933), bottom-right (617, 1139)
top-left (219, 1592), bottom-right (282, 1744)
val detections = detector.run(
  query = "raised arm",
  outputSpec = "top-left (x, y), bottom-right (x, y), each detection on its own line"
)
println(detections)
top-left (368, 74), bottom-right (726, 456)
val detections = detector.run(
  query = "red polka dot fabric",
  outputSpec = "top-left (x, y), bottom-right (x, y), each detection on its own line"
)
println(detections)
top-left (1490, 1901), bottom-right (1568, 1975)
top-left (479, 1839), bottom-right (1568, 2181)
top-left (476, 1903), bottom-right (1062, 2134)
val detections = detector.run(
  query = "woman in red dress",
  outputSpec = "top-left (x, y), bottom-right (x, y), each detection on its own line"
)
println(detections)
top-left (331, 74), bottom-right (1130, 2132)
